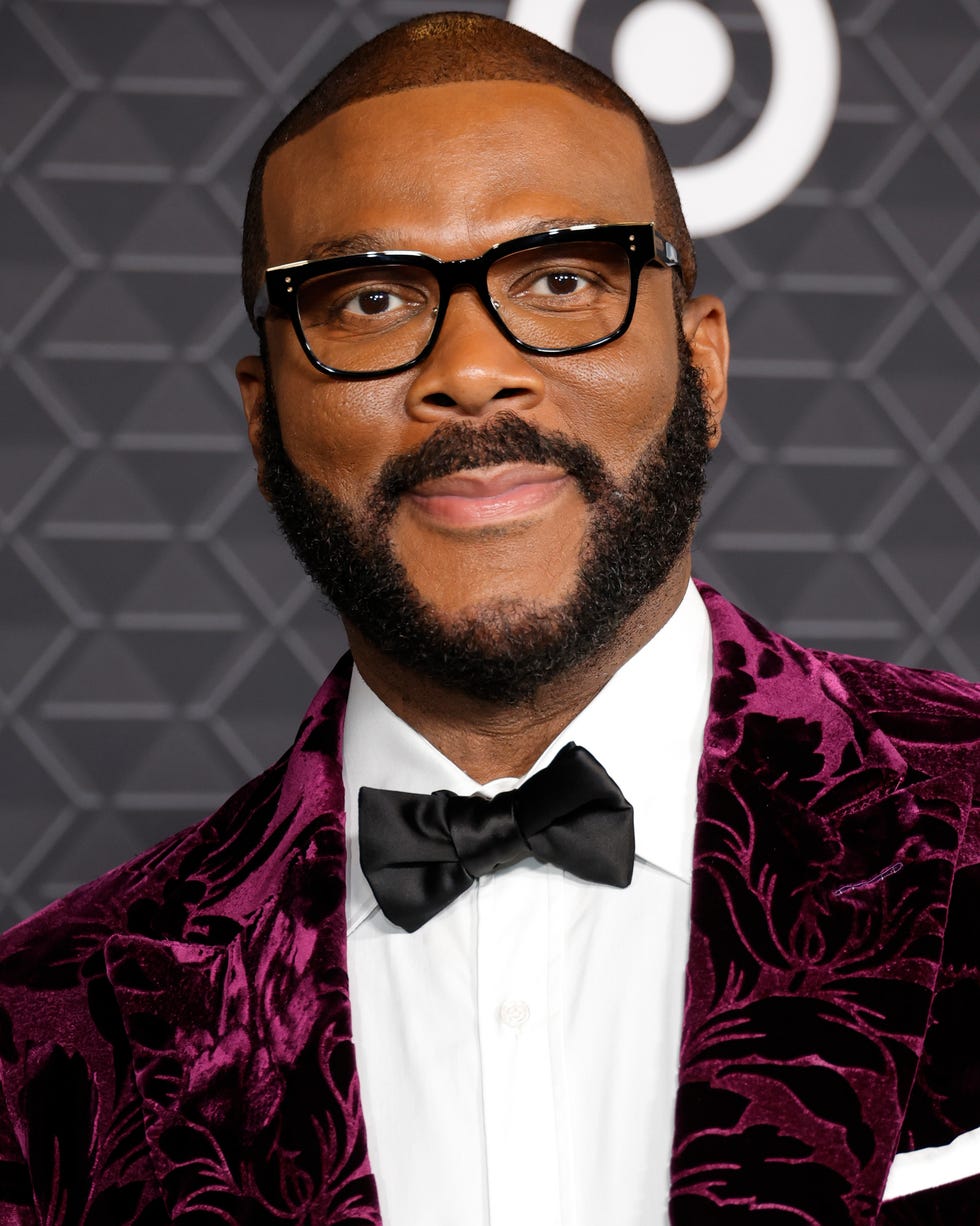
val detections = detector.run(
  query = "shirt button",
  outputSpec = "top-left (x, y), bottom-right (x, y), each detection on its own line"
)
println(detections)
top-left (499, 999), bottom-right (530, 1028)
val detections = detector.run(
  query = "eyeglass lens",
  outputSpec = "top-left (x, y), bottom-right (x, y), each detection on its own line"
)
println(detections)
top-left (293, 240), bottom-right (633, 374)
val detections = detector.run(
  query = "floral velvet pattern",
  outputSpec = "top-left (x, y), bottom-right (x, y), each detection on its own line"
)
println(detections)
top-left (673, 591), bottom-right (980, 1224)
top-left (0, 670), bottom-right (380, 1225)
top-left (0, 583), bottom-right (977, 1224)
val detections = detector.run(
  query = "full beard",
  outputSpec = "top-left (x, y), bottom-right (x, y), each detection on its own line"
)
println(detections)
top-left (257, 353), bottom-right (713, 704)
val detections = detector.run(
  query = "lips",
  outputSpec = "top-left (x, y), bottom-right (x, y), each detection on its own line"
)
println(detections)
top-left (406, 463), bottom-right (572, 526)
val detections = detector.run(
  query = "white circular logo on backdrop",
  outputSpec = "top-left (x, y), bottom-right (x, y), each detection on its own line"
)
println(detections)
top-left (506, 0), bottom-right (840, 236)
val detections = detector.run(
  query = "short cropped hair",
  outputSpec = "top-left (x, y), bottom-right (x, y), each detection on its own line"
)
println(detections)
top-left (241, 11), bottom-right (696, 326)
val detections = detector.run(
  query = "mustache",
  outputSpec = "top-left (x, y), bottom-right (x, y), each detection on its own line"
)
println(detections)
top-left (372, 413), bottom-right (612, 513)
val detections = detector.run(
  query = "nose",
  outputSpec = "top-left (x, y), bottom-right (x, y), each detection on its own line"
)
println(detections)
top-left (404, 288), bottom-right (546, 421)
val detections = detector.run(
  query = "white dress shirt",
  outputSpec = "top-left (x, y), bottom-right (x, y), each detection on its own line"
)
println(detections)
top-left (342, 581), bottom-right (711, 1226)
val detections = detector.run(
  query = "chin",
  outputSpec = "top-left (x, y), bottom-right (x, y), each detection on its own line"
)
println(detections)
top-left (413, 580), bottom-right (578, 624)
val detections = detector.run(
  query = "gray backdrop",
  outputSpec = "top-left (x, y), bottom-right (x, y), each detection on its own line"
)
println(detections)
top-left (1, 0), bottom-right (978, 928)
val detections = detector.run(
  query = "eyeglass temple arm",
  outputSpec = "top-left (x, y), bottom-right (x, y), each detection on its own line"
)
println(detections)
top-left (251, 284), bottom-right (270, 324)
top-left (651, 227), bottom-right (680, 271)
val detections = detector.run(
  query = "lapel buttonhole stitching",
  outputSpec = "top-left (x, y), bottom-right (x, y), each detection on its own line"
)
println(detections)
top-left (832, 861), bottom-right (904, 897)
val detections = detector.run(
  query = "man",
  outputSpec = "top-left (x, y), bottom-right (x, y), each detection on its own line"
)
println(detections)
top-left (0, 11), bottom-right (977, 1225)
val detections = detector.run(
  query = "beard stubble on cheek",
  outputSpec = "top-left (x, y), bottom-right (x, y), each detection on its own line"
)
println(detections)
top-left (257, 352), bottom-right (713, 704)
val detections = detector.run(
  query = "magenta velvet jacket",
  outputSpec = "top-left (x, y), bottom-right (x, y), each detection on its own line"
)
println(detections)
top-left (1, 584), bottom-right (979, 1225)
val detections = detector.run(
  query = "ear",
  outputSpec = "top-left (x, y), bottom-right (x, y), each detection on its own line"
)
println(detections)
top-left (682, 294), bottom-right (729, 449)
top-left (235, 353), bottom-right (271, 501)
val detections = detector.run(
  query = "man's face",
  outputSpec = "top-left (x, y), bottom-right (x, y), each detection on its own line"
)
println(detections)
top-left (238, 80), bottom-right (728, 699)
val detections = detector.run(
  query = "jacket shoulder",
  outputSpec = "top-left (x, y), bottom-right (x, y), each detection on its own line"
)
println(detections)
top-left (821, 644), bottom-right (980, 715)
top-left (697, 579), bottom-right (980, 723)
top-left (815, 649), bottom-right (980, 781)
top-left (0, 751), bottom-right (290, 997)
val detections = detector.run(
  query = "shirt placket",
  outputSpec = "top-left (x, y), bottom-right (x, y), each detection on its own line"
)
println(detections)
top-left (477, 862), bottom-right (564, 1226)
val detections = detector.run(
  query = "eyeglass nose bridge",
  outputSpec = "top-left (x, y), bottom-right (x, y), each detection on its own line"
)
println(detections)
top-left (415, 250), bottom-right (529, 361)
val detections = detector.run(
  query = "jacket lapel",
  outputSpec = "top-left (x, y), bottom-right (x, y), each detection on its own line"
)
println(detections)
top-left (671, 586), bottom-right (973, 1222)
top-left (104, 657), bottom-right (382, 1224)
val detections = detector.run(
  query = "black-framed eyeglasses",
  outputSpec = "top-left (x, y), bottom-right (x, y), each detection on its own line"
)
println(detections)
top-left (252, 222), bottom-right (681, 380)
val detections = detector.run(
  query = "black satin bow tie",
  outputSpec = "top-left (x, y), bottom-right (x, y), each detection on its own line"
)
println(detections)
top-left (358, 742), bottom-right (634, 933)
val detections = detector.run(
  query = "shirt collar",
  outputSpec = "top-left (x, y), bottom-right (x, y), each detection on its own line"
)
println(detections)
top-left (342, 580), bottom-right (712, 931)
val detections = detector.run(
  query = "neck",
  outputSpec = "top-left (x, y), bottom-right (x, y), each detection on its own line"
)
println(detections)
top-left (346, 559), bottom-right (690, 783)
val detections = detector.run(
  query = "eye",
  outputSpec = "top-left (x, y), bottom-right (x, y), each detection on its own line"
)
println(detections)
top-left (526, 270), bottom-right (591, 296)
top-left (344, 288), bottom-right (411, 316)
top-left (298, 267), bottom-right (435, 335)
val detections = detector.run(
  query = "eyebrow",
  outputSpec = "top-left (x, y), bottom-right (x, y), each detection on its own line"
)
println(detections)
top-left (305, 232), bottom-right (396, 259)
top-left (301, 217), bottom-right (622, 262)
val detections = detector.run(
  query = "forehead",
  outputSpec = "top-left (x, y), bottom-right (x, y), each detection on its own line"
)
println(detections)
top-left (261, 80), bottom-right (657, 262)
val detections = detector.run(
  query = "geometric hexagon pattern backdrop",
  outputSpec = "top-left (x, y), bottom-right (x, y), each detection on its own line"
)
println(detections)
top-left (1, 0), bottom-right (978, 927)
